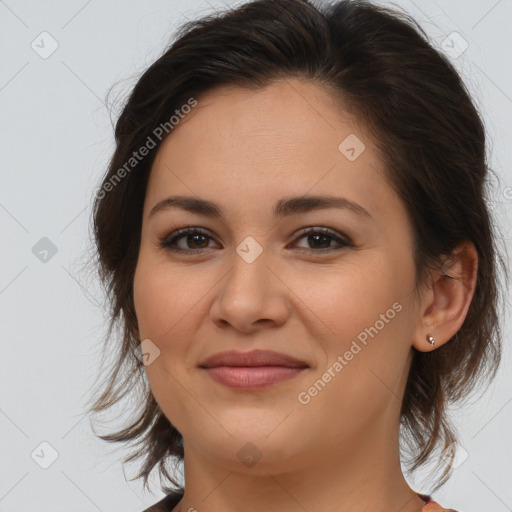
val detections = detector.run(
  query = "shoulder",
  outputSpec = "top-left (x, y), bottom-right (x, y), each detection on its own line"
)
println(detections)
top-left (141, 491), bottom-right (184, 512)
top-left (423, 501), bottom-right (460, 512)
top-left (418, 493), bottom-right (459, 512)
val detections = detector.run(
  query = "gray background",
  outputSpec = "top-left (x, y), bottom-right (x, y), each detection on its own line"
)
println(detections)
top-left (1, 0), bottom-right (511, 510)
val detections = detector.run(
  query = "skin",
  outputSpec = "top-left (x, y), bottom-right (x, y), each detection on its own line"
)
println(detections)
top-left (132, 78), bottom-right (478, 512)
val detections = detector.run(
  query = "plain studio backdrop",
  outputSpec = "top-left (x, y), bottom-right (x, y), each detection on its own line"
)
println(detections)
top-left (1, 0), bottom-right (511, 511)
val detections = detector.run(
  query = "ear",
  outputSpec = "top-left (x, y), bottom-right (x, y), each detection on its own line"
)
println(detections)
top-left (412, 240), bottom-right (478, 352)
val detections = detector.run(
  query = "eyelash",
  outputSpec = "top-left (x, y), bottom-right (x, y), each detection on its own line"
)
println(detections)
top-left (158, 226), bottom-right (353, 255)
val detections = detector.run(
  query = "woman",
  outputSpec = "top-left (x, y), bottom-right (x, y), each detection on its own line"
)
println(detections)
top-left (87, 0), bottom-right (508, 511)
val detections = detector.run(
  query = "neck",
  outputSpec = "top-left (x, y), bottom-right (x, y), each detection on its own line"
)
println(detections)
top-left (172, 412), bottom-right (426, 512)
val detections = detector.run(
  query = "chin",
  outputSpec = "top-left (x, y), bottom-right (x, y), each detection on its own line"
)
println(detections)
top-left (190, 425), bottom-right (307, 472)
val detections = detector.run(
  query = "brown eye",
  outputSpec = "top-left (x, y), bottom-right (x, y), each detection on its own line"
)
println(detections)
top-left (159, 228), bottom-right (217, 253)
top-left (159, 226), bottom-right (353, 255)
top-left (291, 227), bottom-right (353, 253)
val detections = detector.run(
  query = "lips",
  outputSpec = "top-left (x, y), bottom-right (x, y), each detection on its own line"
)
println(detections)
top-left (199, 349), bottom-right (310, 390)
top-left (199, 349), bottom-right (309, 369)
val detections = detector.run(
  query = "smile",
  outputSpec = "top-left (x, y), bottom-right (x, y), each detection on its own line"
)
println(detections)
top-left (203, 365), bottom-right (308, 390)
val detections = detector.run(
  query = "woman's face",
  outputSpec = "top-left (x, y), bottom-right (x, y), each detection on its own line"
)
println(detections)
top-left (133, 78), bottom-right (424, 472)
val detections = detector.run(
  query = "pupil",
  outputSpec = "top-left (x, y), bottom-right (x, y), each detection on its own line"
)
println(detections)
top-left (189, 234), bottom-right (207, 248)
top-left (309, 234), bottom-right (329, 249)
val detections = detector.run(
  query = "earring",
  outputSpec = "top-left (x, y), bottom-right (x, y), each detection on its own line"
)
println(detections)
top-left (426, 334), bottom-right (435, 347)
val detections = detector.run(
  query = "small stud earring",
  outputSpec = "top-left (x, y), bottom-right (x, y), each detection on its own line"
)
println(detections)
top-left (426, 334), bottom-right (435, 347)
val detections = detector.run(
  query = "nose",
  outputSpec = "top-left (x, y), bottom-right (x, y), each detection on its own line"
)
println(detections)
top-left (209, 243), bottom-right (290, 334)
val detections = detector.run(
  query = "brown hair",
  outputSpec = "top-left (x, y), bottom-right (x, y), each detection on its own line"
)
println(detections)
top-left (86, 0), bottom-right (509, 495)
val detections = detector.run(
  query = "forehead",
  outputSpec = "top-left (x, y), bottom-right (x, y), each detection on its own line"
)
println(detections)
top-left (145, 79), bottom-right (392, 222)
top-left (159, 79), bottom-right (365, 159)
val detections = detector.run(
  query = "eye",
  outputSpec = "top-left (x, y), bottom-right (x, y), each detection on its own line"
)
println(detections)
top-left (158, 226), bottom-right (353, 255)
top-left (290, 227), bottom-right (353, 253)
top-left (159, 227), bottom-right (217, 254)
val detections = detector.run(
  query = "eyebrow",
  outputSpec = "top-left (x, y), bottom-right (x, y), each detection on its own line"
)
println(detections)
top-left (148, 194), bottom-right (372, 220)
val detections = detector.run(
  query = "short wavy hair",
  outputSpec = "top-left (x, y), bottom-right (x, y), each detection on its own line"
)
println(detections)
top-left (86, 0), bottom-right (509, 495)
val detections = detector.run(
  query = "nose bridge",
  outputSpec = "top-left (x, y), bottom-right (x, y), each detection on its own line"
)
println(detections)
top-left (210, 235), bottom-right (289, 330)
top-left (235, 234), bottom-right (266, 265)
top-left (225, 235), bottom-right (271, 305)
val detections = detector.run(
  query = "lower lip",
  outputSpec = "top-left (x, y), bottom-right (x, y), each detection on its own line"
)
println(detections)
top-left (203, 366), bottom-right (308, 390)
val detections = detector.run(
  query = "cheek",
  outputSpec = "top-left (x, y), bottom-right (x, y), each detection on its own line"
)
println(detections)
top-left (288, 255), bottom-right (406, 340)
top-left (133, 258), bottom-right (202, 430)
top-left (293, 252), bottom-right (414, 389)
top-left (133, 256), bottom-right (199, 343)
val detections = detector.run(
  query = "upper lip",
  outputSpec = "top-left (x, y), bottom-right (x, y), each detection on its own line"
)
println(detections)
top-left (199, 349), bottom-right (309, 368)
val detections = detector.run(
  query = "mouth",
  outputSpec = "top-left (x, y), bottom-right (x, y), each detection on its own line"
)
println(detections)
top-left (199, 349), bottom-right (309, 368)
top-left (202, 365), bottom-right (308, 390)
top-left (199, 349), bottom-right (309, 390)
